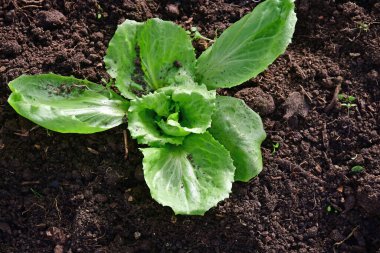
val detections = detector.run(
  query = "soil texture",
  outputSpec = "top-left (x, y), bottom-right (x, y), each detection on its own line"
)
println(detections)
top-left (0, 0), bottom-right (379, 252)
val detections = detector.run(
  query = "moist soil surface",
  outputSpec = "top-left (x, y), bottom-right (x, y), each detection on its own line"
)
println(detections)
top-left (1, 0), bottom-right (380, 252)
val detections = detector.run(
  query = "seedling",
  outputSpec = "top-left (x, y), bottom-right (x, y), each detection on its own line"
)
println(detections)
top-left (186, 26), bottom-right (212, 41)
top-left (30, 188), bottom-right (43, 199)
top-left (326, 205), bottom-right (338, 214)
top-left (356, 21), bottom-right (369, 32)
top-left (7, 0), bottom-right (296, 215)
top-left (338, 93), bottom-right (357, 115)
top-left (272, 142), bottom-right (280, 154)
top-left (95, 1), bottom-right (103, 20)
top-left (351, 165), bottom-right (364, 173)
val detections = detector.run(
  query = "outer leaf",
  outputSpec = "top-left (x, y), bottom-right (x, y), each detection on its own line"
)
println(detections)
top-left (196, 0), bottom-right (297, 89)
top-left (104, 20), bottom-right (143, 99)
top-left (128, 85), bottom-right (215, 146)
top-left (141, 133), bottom-right (236, 215)
top-left (138, 18), bottom-right (196, 89)
top-left (8, 74), bottom-right (129, 134)
top-left (209, 96), bottom-right (266, 182)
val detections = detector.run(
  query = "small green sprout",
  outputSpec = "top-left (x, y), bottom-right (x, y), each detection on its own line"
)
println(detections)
top-left (95, 1), bottom-right (103, 20)
top-left (356, 21), bottom-right (369, 32)
top-left (351, 165), bottom-right (364, 173)
top-left (186, 26), bottom-right (212, 41)
top-left (338, 93), bottom-right (357, 114)
top-left (30, 188), bottom-right (43, 199)
top-left (272, 142), bottom-right (280, 154)
top-left (326, 205), bottom-right (338, 214)
top-left (338, 93), bottom-right (356, 103)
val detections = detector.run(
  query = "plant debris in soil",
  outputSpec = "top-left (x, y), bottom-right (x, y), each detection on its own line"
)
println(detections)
top-left (1, 0), bottom-right (380, 252)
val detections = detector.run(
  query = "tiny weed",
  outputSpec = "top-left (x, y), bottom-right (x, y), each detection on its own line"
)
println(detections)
top-left (95, 1), bottom-right (103, 20)
top-left (326, 205), bottom-right (338, 214)
top-left (272, 142), bottom-right (280, 154)
top-left (30, 188), bottom-right (43, 199)
top-left (338, 93), bottom-right (357, 114)
top-left (351, 165), bottom-right (364, 173)
top-left (186, 27), bottom-right (213, 41)
top-left (356, 21), bottom-right (370, 32)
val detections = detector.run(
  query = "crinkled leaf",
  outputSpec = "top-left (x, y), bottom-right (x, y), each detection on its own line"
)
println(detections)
top-left (105, 19), bottom-right (197, 97)
top-left (209, 96), bottom-right (266, 182)
top-left (160, 85), bottom-right (216, 133)
top-left (141, 132), bottom-right (236, 215)
top-left (8, 74), bottom-right (129, 134)
top-left (104, 20), bottom-right (144, 99)
top-left (128, 92), bottom-right (184, 146)
top-left (156, 113), bottom-right (190, 137)
top-left (138, 18), bottom-right (196, 89)
top-left (128, 85), bottom-right (215, 146)
top-left (196, 0), bottom-right (297, 89)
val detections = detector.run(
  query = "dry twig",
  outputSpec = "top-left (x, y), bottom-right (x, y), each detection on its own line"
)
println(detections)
top-left (123, 130), bottom-right (128, 159)
top-left (333, 226), bottom-right (359, 253)
top-left (325, 84), bottom-right (341, 112)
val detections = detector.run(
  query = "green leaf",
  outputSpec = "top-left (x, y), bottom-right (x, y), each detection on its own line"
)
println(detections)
top-left (160, 85), bottom-right (216, 133)
top-left (351, 165), bottom-right (364, 173)
top-left (128, 91), bottom-right (184, 146)
top-left (156, 112), bottom-right (190, 137)
top-left (337, 94), bottom-right (345, 101)
top-left (156, 119), bottom-right (190, 137)
top-left (348, 96), bottom-right (356, 102)
top-left (196, 0), bottom-right (297, 89)
top-left (8, 74), bottom-right (129, 134)
top-left (104, 20), bottom-right (144, 99)
top-left (209, 96), bottom-right (266, 182)
top-left (128, 85), bottom-right (215, 146)
top-left (141, 132), bottom-right (236, 215)
top-left (138, 18), bottom-right (196, 89)
top-left (105, 19), bottom-right (197, 97)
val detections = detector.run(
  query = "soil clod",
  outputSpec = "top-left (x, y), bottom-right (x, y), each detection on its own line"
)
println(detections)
top-left (37, 10), bottom-right (67, 28)
top-left (356, 175), bottom-right (380, 216)
top-left (235, 87), bottom-right (275, 116)
top-left (282, 91), bottom-right (309, 120)
top-left (0, 0), bottom-right (379, 252)
top-left (166, 3), bottom-right (180, 17)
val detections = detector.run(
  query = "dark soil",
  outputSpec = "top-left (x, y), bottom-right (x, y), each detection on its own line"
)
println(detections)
top-left (1, 0), bottom-right (379, 252)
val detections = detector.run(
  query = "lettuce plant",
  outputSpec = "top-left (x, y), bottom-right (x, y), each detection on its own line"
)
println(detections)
top-left (7, 0), bottom-right (296, 215)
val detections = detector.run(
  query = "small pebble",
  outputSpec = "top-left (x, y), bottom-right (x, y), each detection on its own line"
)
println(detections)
top-left (235, 87), bottom-right (275, 115)
top-left (165, 4), bottom-right (180, 17)
top-left (94, 194), bottom-right (108, 203)
top-left (37, 10), bottom-right (67, 28)
top-left (134, 231), bottom-right (141, 240)
top-left (54, 245), bottom-right (63, 253)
